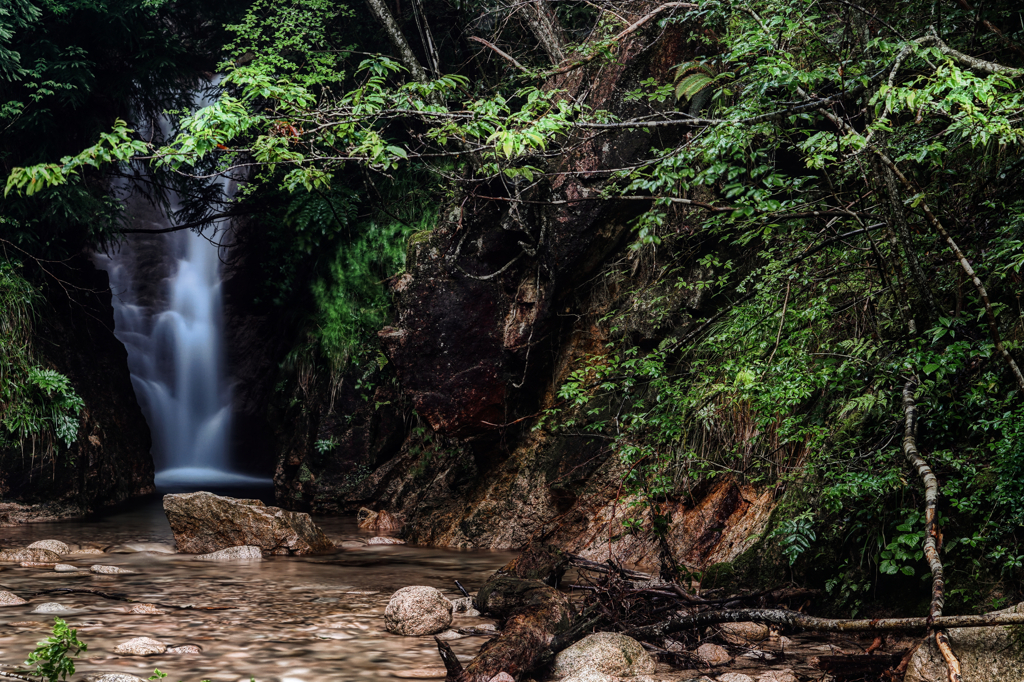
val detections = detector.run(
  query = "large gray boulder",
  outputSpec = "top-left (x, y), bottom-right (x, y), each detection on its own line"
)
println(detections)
top-left (163, 492), bottom-right (333, 555)
top-left (905, 602), bottom-right (1024, 682)
top-left (553, 632), bottom-right (656, 678)
top-left (384, 586), bottom-right (453, 635)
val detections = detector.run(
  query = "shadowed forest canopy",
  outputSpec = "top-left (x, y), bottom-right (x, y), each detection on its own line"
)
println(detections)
top-left (3, 0), bottom-right (1024, 633)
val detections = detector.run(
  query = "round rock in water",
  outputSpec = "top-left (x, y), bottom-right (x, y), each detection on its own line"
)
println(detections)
top-left (696, 642), bottom-right (732, 667)
top-left (89, 675), bottom-right (147, 682)
top-left (194, 545), bottom-right (263, 561)
top-left (54, 563), bottom-right (82, 572)
top-left (553, 631), bottom-right (656, 677)
top-left (366, 536), bottom-right (405, 545)
top-left (32, 602), bottom-right (68, 613)
top-left (384, 586), bottom-right (453, 635)
top-left (0, 590), bottom-right (28, 606)
top-left (0, 548), bottom-right (62, 563)
top-left (91, 564), bottom-right (136, 574)
top-left (28, 539), bottom-right (71, 555)
top-left (113, 637), bottom-right (167, 656)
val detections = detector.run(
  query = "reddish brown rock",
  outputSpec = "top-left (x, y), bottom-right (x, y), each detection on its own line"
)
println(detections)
top-left (163, 491), bottom-right (333, 555)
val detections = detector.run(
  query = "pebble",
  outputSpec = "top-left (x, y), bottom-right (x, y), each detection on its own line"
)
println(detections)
top-left (89, 675), bottom-right (147, 682)
top-left (128, 603), bottom-right (165, 614)
top-left (719, 621), bottom-right (770, 643)
top-left (489, 674), bottom-right (514, 682)
top-left (113, 636), bottom-right (167, 656)
top-left (0, 590), bottom-right (28, 606)
top-left (715, 674), bottom-right (754, 682)
top-left (28, 539), bottom-right (71, 555)
top-left (391, 669), bottom-right (447, 679)
top-left (55, 563), bottom-right (83, 572)
top-left (696, 642), bottom-right (732, 667)
top-left (166, 644), bottom-right (202, 654)
top-left (72, 547), bottom-right (106, 555)
top-left (367, 536), bottom-right (405, 545)
top-left (91, 564), bottom-right (136, 574)
top-left (31, 602), bottom-right (68, 613)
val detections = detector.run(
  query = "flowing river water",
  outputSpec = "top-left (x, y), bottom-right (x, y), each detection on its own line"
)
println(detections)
top-left (0, 496), bottom-right (515, 682)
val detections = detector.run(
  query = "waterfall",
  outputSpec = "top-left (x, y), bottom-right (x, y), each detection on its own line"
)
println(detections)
top-left (96, 112), bottom-right (268, 489)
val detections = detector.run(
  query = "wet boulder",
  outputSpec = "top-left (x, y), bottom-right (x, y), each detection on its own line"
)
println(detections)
top-left (553, 632), bottom-right (656, 678)
top-left (384, 586), bottom-right (453, 635)
top-left (696, 642), bottom-right (732, 667)
top-left (163, 491), bottom-right (333, 555)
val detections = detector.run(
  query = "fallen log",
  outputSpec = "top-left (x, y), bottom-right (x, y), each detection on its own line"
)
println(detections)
top-left (627, 607), bottom-right (1024, 638)
top-left (438, 543), bottom-right (576, 682)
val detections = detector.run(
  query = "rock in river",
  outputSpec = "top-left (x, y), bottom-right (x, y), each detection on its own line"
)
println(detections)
top-left (0, 590), bottom-right (27, 606)
top-left (32, 602), bottom-right (68, 613)
top-left (0, 548), bottom-right (62, 563)
top-left (91, 565), bottom-right (136, 574)
top-left (195, 545), bottom-right (263, 561)
top-left (113, 637), bottom-right (167, 656)
top-left (553, 632), bottom-right (656, 677)
top-left (384, 586), bottom-right (453, 635)
top-left (28, 539), bottom-right (71, 555)
top-left (164, 491), bottom-right (334, 555)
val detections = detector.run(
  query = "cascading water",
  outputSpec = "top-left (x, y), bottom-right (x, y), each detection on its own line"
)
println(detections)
top-left (96, 109), bottom-right (268, 489)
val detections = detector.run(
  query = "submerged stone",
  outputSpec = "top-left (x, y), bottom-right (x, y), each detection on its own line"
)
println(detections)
top-left (194, 545), bottom-right (263, 561)
top-left (91, 564), bottom-right (136, 574)
top-left (163, 491), bottom-right (333, 555)
top-left (113, 636), bottom-right (166, 656)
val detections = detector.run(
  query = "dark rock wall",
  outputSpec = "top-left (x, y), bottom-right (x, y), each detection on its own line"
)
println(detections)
top-left (0, 257), bottom-right (153, 522)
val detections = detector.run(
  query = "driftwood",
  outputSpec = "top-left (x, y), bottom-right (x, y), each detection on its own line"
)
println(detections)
top-left (438, 543), bottom-right (575, 682)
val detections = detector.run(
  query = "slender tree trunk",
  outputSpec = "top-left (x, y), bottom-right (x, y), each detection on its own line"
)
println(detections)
top-left (365, 0), bottom-right (431, 84)
top-left (521, 0), bottom-right (565, 64)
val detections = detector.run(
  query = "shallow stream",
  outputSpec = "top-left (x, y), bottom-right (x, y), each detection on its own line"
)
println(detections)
top-left (0, 496), bottom-right (514, 682)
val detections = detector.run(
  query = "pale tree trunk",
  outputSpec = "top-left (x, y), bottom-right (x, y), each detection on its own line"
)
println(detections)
top-left (364, 0), bottom-right (431, 84)
top-left (521, 0), bottom-right (565, 64)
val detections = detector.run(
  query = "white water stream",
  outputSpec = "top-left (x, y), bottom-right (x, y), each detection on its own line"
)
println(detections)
top-left (95, 115), bottom-right (266, 488)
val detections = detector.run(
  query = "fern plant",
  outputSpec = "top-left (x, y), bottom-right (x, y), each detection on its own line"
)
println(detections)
top-left (673, 60), bottom-right (731, 114)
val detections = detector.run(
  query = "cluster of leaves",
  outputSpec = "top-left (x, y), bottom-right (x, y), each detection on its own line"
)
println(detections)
top-left (544, 0), bottom-right (1024, 611)
top-left (0, 259), bottom-right (84, 461)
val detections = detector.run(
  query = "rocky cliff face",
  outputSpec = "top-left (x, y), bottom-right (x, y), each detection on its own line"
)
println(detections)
top-left (263, 17), bottom-right (776, 572)
top-left (0, 257), bottom-right (153, 524)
